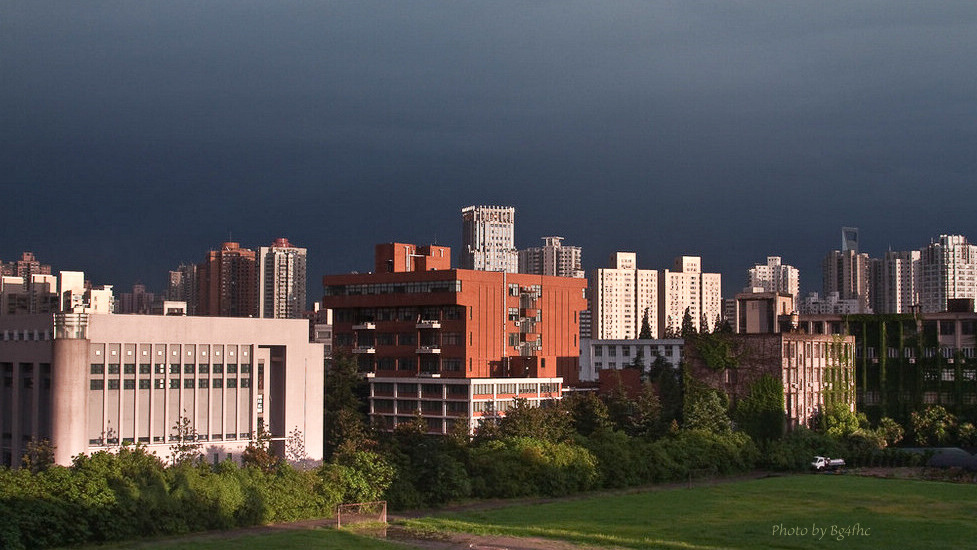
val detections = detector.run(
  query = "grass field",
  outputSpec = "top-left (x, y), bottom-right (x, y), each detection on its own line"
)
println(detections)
top-left (78, 528), bottom-right (419, 550)
top-left (404, 474), bottom-right (977, 549)
top-left (80, 475), bottom-right (977, 550)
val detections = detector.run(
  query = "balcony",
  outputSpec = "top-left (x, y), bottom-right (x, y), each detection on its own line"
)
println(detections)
top-left (352, 322), bottom-right (376, 330)
top-left (416, 320), bottom-right (442, 329)
top-left (352, 346), bottom-right (376, 354)
top-left (416, 345), bottom-right (442, 354)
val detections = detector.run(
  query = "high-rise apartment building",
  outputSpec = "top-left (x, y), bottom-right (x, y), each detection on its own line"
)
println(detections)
top-left (591, 253), bottom-right (659, 340)
top-left (461, 205), bottom-right (518, 273)
top-left (519, 236), bottom-right (584, 278)
top-left (919, 234), bottom-right (977, 313)
top-left (167, 264), bottom-right (198, 315)
top-left (875, 250), bottom-right (921, 314)
top-left (197, 242), bottom-right (258, 318)
top-left (1, 252), bottom-right (52, 279)
top-left (747, 257), bottom-right (799, 310)
top-left (822, 249), bottom-right (872, 313)
top-left (258, 238), bottom-right (307, 319)
top-left (660, 256), bottom-right (722, 335)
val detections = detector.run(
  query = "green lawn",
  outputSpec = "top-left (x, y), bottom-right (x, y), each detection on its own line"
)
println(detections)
top-left (403, 475), bottom-right (977, 549)
top-left (76, 528), bottom-right (419, 550)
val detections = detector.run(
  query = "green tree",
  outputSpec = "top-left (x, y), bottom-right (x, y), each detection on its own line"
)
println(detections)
top-left (497, 398), bottom-right (573, 443)
top-left (877, 417), bottom-right (905, 447)
top-left (324, 353), bottom-right (371, 458)
top-left (816, 401), bottom-right (866, 438)
top-left (564, 392), bottom-right (613, 437)
top-left (242, 423), bottom-right (278, 472)
top-left (21, 438), bottom-right (55, 473)
top-left (683, 374), bottom-right (731, 434)
top-left (911, 405), bottom-right (957, 446)
top-left (681, 308), bottom-right (696, 337)
top-left (639, 308), bottom-right (653, 339)
top-left (169, 412), bottom-right (202, 465)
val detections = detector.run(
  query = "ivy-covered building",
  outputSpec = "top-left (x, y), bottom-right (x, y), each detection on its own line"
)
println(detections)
top-left (685, 332), bottom-right (855, 429)
top-left (790, 312), bottom-right (977, 425)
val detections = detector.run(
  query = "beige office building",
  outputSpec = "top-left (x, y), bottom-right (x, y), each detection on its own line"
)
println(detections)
top-left (660, 256), bottom-right (722, 335)
top-left (0, 313), bottom-right (322, 467)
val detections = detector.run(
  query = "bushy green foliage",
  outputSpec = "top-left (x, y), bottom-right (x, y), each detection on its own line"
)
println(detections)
top-left (911, 405), bottom-right (957, 446)
top-left (733, 374), bottom-right (785, 442)
top-left (468, 437), bottom-right (598, 498)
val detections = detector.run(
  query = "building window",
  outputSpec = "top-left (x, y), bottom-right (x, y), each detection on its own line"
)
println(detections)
top-left (154, 379), bottom-right (165, 389)
top-left (90, 364), bottom-right (104, 374)
top-left (212, 363), bottom-right (223, 374)
top-left (108, 364), bottom-right (120, 374)
top-left (90, 379), bottom-right (103, 390)
top-left (212, 379), bottom-right (222, 388)
top-left (184, 364), bottom-right (194, 374)
top-left (139, 364), bottom-right (151, 374)
top-left (123, 363), bottom-right (136, 374)
top-left (239, 363), bottom-right (249, 373)
top-left (223, 363), bottom-right (233, 373)
top-left (199, 379), bottom-right (209, 389)
top-left (227, 379), bottom-right (237, 388)
top-left (594, 346), bottom-right (602, 357)
top-left (184, 379), bottom-right (194, 388)
top-left (170, 379), bottom-right (180, 389)
top-left (170, 364), bottom-right (180, 374)
top-left (123, 379), bottom-right (135, 390)
top-left (107, 379), bottom-right (120, 390)
top-left (199, 364), bottom-right (209, 374)
top-left (240, 379), bottom-right (250, 388)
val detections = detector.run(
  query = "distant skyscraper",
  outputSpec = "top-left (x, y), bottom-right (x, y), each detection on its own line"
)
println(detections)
top-left (1, 252), bottom-right (52, 279)
top-left (592, 252), bottom-right (659, 339)
top-left (461, 205), bottom-right (518, 273)
top-left (842, 226), bottom-right (859, 253)
top-left (823, 249), bottom-right (872, 313)
top-left (519, 236), bottom-right (584, 278)
top-left (117, 283), bottom-right (157, 314)
top-left (660, 256), bottom-right (722, 334)
top-left (197, 242), bottom-right (258, 317)
top-left (258, 237), bottom-right (307, 319)
top-left (747, 256), bottom-right (800, 310)
top-left (167, 263), bottom-right (198, 315)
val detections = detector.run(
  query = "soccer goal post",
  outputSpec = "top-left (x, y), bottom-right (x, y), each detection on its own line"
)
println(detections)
top-left (336, 500), bottom-right (387, 529)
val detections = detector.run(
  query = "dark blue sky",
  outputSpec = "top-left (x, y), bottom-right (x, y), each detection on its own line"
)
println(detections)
top-left (4, 2), bottom-right (976, 300)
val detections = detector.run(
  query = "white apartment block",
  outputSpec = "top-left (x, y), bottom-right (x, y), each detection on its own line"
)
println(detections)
top-left (747, 256), bottom-right (799, 310)
top-left (798, 291), bottom-right (863, 315)
top-left (461, 205), bottom-right (518, 273)
top-left (579, 338), bottom-right (683, 382)
top-left (258, 238), bottom-right (307, 319)
top-left (875, 250), bottom-right (921, 314)
top-left (591, 253), bottom-right (659, 339)
top-left (660, 256), bottom-right (722, 335)
top-left (919, 235), bottom-right (977, 313)
top-left (519, 236), bottom-right (584, 278)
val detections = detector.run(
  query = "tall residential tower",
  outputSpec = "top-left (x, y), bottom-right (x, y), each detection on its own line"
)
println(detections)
top-left (461, 205), bottom-right (518, 273)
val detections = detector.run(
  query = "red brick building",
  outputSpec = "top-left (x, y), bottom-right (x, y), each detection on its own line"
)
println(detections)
top-left (197, 242), bottom-right (258, 318)
top-left (322, 243), bottom-right (587, 433)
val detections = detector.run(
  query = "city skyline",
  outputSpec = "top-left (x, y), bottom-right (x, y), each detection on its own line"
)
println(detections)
top-left (5, 3), bottom-right (977, 299)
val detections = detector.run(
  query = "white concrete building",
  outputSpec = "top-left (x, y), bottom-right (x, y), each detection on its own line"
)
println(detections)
top-left (798, 291), bottom-right (863, 315)
top-left (0, 313), bottom-right (323, 467)
top-left (660, 256), bottom-right (722, 335)
top-left (258, 238), bottom-right (307, 319)
top-left (591, 252), bottom-right (659, 339)
top-left (519, 236), bottom-right (584, 278)
top-left (747, 256), bottom-right (799, 310)
top-left (461, 205), bottom-right (518, 273)
top-left (919, 235), bottom-right (977, 313)
top-left (875, 250), bottom-right (921, 314)
top-left (579, 338), bottom-right (683, 382)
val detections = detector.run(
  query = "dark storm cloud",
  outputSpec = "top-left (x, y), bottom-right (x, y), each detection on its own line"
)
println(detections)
top-left (3, 1), bottom-right (976, 296)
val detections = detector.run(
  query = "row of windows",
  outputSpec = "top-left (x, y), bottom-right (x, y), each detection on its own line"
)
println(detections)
top-left (89, 433), bottom-right (252, 446)
top-left (325, 280), bottom-right (463, 297)
top-left (90, 378), bottom-right (250, 390)
top-left (90, 363), bottom-right (250, 375)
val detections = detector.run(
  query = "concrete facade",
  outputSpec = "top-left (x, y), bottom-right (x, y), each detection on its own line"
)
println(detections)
top-left (591, 252), bottom-right (659, 340)
top-left (0, 313), bottom-right (322, 467)
top-left (660, 256), bottom-right (722, 335)
top-left (747, 256), bottom-right (799, 310)
top-left (460, 205), bottom-right (518, 273)
top-left (519, 236), bottom-right (584, 278)
top-left (578, 338), bottom-right (683, 382)
top-left (259, 238), bottom-right (308, 319)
